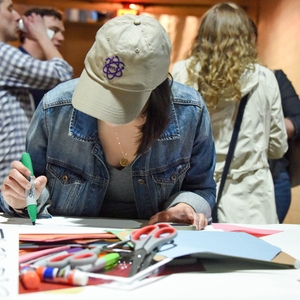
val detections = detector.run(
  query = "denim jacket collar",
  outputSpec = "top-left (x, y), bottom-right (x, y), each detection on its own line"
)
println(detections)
top-left (70, 109), bottom-right (98, 142)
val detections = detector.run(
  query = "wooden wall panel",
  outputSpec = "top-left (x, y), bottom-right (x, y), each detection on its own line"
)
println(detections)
top-left (60, 22), bottom-right (99, 78)
top-left (14, 0), bottom-right (258, 10)
top-left (257, 0), bottom-right (300, 95)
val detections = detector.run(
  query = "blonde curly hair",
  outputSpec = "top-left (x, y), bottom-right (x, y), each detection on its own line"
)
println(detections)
top-left (186, 2), bottom-right (258, 109)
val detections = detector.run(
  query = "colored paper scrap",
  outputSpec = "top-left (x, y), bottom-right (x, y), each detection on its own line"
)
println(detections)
top-left (212, 224), bottom-right (282, 237)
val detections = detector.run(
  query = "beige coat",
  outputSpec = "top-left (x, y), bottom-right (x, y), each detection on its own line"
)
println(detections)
top-left (172, 60), bottom-right (288, 224)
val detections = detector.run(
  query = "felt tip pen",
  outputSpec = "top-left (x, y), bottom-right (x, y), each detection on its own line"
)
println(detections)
top-left (36, 266), bottom-right (89, 286)
top-left (21, 152), bottom-right (37, 225)
top-left (76, 253), bottom-right (120, 272)
top-left (19, 266), bottom-right (41, 290)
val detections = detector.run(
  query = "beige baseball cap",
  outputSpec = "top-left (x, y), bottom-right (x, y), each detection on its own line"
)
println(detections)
top-left (72, 14), bottom-right (172, 124)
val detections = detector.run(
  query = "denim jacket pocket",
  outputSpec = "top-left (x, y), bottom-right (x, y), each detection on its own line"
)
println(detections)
top-left (47, 163), bottom-right (87, 215)
top-left (151, 161), bottom-right (190, 200)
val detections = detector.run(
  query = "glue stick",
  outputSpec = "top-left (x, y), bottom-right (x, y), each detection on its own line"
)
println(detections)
top-left (20, 266), bottom-right (40, 290)
top-left (36, 266), bottom-right (88, 286)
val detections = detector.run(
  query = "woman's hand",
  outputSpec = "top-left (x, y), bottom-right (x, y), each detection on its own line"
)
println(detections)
top-left (1, 161), bottom-right (47, 211)
top-left (148, 203), bottom-right (209, 230)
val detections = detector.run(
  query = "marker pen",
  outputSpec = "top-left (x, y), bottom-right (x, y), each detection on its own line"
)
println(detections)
top-left (77, 253), bottom-right (120, 272)
top-left (36, 266), bottom-right (89, 286)
top-left (19, 266), bottom-right (40, 290)
top-left (21, 152), bottom-right (37, 225)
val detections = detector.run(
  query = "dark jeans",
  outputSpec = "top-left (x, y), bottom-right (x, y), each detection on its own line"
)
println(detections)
top-left (274, 170), bottom-right (291, 223)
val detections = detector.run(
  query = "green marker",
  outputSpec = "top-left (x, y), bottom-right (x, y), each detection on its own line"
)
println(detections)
top-left (76, 253), bottom-right (120, 272)
top-left (21, 152), bottom-right (37, 225)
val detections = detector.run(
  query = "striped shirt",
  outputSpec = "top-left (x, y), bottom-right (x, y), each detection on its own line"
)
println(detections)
top-left (0, 42), bottom-right (73, 187)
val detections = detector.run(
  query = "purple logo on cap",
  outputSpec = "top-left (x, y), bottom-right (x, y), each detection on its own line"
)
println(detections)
top-left (102, 56), bottom-right (125, 80)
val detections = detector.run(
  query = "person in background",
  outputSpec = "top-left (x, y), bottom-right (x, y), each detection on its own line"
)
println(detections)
top-left (249, 19), bottom-right (300, 223)
top-left (0, 0), bottom-right (73, 189)
top-left (0, 14), bottom-right (216, 230)
top-left (18, 7), bottom-right (69, 109)
top-left (171, 2), bottom-right (288, 224)
top-left (271, 70), bottom-right (300, 222)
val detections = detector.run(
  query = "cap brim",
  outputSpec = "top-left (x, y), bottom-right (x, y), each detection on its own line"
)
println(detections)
top-left (72, 69), bottom-right (151, 124)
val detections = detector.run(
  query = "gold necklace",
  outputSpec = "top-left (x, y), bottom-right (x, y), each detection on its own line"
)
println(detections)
top-left (113, 128), bottom-right (129, 167)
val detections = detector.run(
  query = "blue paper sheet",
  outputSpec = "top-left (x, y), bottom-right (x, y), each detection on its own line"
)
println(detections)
top-left (159, 231), bottom-right (281, 262)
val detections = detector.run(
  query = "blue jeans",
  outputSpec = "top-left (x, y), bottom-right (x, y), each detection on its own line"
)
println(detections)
top-left (274, 170), bottom-right (291, 223)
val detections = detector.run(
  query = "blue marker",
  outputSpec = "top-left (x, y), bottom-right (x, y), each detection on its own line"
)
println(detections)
top-left (21, 152), bottom-right (37, 225)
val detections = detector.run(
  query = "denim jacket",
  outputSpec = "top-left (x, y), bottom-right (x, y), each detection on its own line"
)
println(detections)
top-left (0, 79), bottom-right (216, 219)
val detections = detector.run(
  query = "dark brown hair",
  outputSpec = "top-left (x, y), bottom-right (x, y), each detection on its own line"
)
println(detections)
top-left (137, 76), bottom-right (173, 155)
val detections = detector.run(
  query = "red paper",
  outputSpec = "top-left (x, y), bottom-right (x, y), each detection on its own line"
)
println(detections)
top-left (212, 224), bottom-right (282, 238)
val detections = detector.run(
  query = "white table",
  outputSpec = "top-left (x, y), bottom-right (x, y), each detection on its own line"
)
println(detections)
top-left (1, 216), bottom-right (300, 300)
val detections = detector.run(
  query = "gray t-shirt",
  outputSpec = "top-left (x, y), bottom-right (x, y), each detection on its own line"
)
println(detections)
top-left (99, 164), bottom-right (138, 218)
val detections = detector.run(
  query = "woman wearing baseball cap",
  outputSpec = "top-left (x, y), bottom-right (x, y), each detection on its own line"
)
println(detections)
top-left (1, 14), bottom-right (216, 230)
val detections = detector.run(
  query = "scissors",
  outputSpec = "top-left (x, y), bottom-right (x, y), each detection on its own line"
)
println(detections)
top-left (129, 223), bottom-right (177, 276)
top-left (46, 247), bottom-right (102, 269)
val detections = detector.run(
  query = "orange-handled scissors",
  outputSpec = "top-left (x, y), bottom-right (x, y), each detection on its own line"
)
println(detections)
top-left (129, 223), bottom-right (177, 276)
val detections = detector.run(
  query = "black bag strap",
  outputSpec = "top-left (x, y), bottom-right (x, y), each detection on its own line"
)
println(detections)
top-left (216, 93), bottom-right (249, 207)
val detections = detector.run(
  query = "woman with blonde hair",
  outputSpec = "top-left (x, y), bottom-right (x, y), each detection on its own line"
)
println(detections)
top-left (172, 2), bottom-right (288, 224)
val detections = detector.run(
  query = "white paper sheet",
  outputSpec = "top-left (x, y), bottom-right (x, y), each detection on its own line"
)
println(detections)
top-left (0, 226), bottom-right (19, 298)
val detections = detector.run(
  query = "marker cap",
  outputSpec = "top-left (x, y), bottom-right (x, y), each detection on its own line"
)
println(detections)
top-left (103, 253), bottom-right (120, 269)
